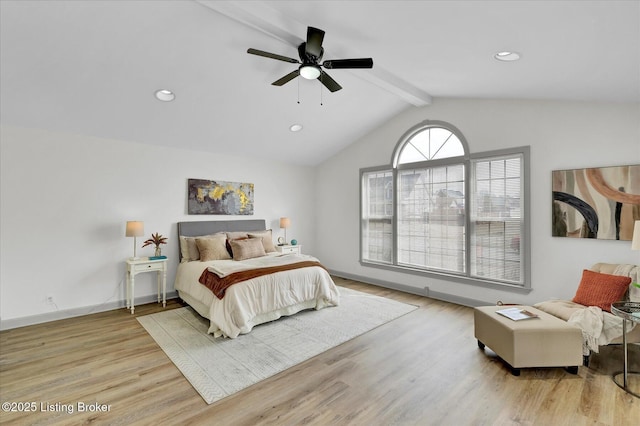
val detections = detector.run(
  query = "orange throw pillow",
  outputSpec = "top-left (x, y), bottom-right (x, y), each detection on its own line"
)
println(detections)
top-left (572, 269), bottom-right (631, 312)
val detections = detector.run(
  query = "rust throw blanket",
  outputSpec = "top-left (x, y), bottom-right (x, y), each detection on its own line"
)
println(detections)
top-left (199, 260), bottom-right (326, 299)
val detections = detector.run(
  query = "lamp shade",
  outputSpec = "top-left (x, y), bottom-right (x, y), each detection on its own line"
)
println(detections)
top-left (125, 221), bottom-right (144, 237)
top-left (279, 217), bottom-right (291, 229)
top-left (632, 220), bottom-right (640, 250)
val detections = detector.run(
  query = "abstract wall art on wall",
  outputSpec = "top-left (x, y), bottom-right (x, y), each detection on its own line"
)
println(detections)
top-left (188, 178), bottom-right (254, 215)
top-left (552, 164), bottom-right (640, 240)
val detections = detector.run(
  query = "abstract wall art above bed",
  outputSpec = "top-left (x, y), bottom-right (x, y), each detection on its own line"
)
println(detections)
top-left (552, 164), bottom-right (639, 240)
top-left (188, 178), bottom-right (254, 215)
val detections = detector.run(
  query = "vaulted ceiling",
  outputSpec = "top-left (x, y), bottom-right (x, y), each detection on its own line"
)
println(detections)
top-left (1, 1), bottom-right (638, 165)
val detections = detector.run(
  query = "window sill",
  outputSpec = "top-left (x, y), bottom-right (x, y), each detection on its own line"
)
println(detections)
top-left (360, 260), bottom-right (532, 294)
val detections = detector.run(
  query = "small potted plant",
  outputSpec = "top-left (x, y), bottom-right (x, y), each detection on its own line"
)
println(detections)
top-left (142, 232), bottom-right (168, 256)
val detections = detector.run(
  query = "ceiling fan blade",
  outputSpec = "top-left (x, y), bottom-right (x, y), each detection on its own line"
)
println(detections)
top-left (322, 58), bottom-right (374, 69)
top-left (318, 70), bottom-right (342, 92)
top-left (305, 27), bottom-right (325, 58)
top-left (247, 48), bottom-right (299, 64)
top-left (272, 70), bottom-right (300, 86)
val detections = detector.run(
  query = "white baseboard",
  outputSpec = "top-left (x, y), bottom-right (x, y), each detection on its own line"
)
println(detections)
top-left (0, 292), bottom-right (178, 331)
top-left (328, 269), bottom-right (492, 307)
top-left (1, 272), bottom-right (490, 331)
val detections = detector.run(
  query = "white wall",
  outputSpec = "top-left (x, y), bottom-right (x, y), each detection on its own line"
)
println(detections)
top-left (2, 98), bottom-right (639, 326)
top-left (315, 98), bottom-right (640, 305)
top-left (0, 125), bottom-right (316, 324)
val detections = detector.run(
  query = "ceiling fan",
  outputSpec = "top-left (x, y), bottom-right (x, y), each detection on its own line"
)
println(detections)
top-left (247, 26), bottom-right (373, 92)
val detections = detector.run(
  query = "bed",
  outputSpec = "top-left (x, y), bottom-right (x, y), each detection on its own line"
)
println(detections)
top-left (174, 219), bottom-right (340, 338)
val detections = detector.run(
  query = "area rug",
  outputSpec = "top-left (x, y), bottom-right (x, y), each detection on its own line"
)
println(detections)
top-left (137, 286), bottom-right (417, 404)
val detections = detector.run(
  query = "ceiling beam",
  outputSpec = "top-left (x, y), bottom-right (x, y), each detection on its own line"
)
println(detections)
top-left (196, 0), bottom-right (432, 106)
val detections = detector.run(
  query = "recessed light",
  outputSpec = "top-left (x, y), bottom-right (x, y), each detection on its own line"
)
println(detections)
top-left (154, 89), bottom-right (175, 102)
top-left (494, 51), bottom-right (521, 62)
top-left (289, 124), bottom-right (303, 132)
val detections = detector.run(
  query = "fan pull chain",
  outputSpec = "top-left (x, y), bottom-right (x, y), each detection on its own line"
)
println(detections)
top-left (320, 76), bottom-right (323, 106)
top-left (297, 77), bottom-right (300, 104)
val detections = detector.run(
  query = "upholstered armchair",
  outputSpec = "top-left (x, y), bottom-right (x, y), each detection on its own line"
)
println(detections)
top-left (534, 263), bottom-right (640, 366)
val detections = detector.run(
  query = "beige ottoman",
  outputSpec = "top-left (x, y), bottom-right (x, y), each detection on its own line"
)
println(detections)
top-left (474, 305), bottom-right (583, 376)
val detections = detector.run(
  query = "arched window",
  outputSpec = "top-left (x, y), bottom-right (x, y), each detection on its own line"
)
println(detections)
top-left (396, 125), bottom-right (466, 164)
top-left (361, 120), bottom-right (530, 290)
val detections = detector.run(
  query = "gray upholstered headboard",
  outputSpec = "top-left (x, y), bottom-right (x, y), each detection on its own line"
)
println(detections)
top-left (177, 219), bottom-right (266, 261)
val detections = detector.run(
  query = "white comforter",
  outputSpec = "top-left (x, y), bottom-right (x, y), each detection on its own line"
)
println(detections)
top-left (174, 253), bottom-right (340, 338)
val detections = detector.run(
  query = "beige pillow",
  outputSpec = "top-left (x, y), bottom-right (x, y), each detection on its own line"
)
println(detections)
top-left (187, 237), bottom-right (199, 261)
top-left (179, 236), bottom-right (202, 262)
top-left (196, 234), bottom-right (232, 261)
top-left (248, 229), bottom-right (276, 252)
top-left (226, 231), bottom-right (249, 241)
top-left (180, 234), bottom-right (224, 262)
top-left (229, 238), bottom-right (266, 261)
top-left (179, 236), bottom-right (191, 262)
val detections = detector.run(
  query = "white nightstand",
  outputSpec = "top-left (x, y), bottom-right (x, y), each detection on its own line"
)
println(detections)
top-left (125, 257), bottom-right (167, 314)
top-left (276, 245), bottom-right (302, 254)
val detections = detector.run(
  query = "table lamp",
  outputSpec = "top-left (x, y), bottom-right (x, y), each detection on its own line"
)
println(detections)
top-left (126, 221), bottom-right (144, 260)
top-left (279, 217), bottom-right (290, 245)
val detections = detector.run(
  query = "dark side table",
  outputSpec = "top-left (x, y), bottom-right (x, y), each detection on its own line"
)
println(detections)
top-left (611, 301), bottom-right (640, 398)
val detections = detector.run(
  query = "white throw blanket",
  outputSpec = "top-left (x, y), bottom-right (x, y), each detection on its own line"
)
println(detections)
top-left (568, 306), bottom-right (632, 355)
top-left (207, 253), bottom-right (316, 277)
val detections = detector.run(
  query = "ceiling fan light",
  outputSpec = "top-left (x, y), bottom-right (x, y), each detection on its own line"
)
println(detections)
top-left (299, 65), bottom-right (321, 80)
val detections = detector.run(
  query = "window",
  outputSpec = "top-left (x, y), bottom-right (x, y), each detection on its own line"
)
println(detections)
top-left (470, 156), bottom-right (524, 283)
top-left (360, 120), bottom-right (530, 291)
top-left (361, 169), bottom-right (393, 263)
top-left (397, 164), bottom-right (466, 273)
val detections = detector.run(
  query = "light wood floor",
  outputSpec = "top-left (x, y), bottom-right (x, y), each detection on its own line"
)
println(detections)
top-left (1, 277), bottom-right (638, 425)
